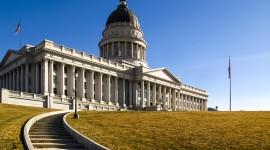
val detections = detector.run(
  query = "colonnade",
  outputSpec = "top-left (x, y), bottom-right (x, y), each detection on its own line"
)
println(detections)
top-left (100, 41), bottom-right (146, 61)
top-left (135, 80), bottom-right (207, 111)
top-left (0, 61), bottom-right (44, 94)
top-left (0, 58), bottom-right (207, 111)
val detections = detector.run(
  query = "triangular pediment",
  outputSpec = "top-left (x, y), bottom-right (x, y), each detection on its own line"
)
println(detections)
top-left (144, 68), bottom-right (181, 83)
top-left (0, 50), bottom-right (23, 67)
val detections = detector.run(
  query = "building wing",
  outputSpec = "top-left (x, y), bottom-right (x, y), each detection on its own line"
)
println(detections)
top-left (144, 68), bottom-right (181, 84)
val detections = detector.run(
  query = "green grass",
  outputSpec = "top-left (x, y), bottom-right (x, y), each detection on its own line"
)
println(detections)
top-left (67, 111), bottom-right (270, 150)
top-left (0, 104), bottom-right (55, 150)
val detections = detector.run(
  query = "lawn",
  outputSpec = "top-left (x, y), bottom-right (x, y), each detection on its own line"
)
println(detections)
top-left (67, 111), bottom-right (270, 150)
top-left (0, 104), bottom-right (55, 150)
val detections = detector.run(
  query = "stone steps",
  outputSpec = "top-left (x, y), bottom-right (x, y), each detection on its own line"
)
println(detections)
top-left (29, 113), bottom-right (87, 149)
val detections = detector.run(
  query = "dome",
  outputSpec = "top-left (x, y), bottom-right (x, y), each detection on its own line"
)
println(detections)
top-left (106, 1), bottom-right (140, 29)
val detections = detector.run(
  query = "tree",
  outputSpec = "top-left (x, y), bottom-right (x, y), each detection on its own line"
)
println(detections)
top-left (215, 106), bottom-right (218, 110)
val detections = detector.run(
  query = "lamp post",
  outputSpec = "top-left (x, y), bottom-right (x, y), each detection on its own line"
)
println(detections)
top-left (73, 72), bottom-right (79, 119)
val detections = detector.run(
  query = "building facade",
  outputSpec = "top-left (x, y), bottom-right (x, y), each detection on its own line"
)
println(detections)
top-left (0, 0), bottom-right (208, 111)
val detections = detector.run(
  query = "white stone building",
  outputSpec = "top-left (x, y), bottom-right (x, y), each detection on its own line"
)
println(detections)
top-left (0, 0), bottom-right (208, 111)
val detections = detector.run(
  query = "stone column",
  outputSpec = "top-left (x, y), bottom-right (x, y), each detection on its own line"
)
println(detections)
top-left (41, 59), bottom-right (49, 95)
top-left (147, 81), bottom-right (151, 107)
top-left (195, 98), bottom-right (198, 111)
top-left (162, 86), bottom-right (166, 110)
top-left (78, 68), bottom-right (85, 101)
top-left (58, 62), bottom-right (65, 98)
top-left (132, 81), bottom-right (138, 106)
top-left (168, 88), bottom-right (171, 110)
top-left (48, 60), bottom-right (54, 95)
top-left (20, 66), bottom-right (24, 91)
top-left (107, 75), bottom-right (111, 104)
top-left (204, 100), bottom-right (208, 111)
top-left (16, 68), bottom-right (20, 91)
top-left (12, 70), bottom-right (16, 91)
top-left (131, 42), bottom-right (134, 58)
top-left (186, 95), bottom-right (189, 111)
top-left (140, 80), bottom-right (144, 107)
top-left (158, 85), bottom-right (161, 106)
top-left (30, 64), bottom-right (36, 93)
top-left (114, 77), bottom-right (119, 106)
top-left (153, 83), bottom-right (156, 106)
top-left (122, 78), bottom-right (126, 107)
top-left (90, 71), bottom-right (95, 102)
top-left (129, 80), bottom-right (132, 107)
top-left (181, 93), bottom-right (184, 111)
top-left (96, 73), bottom-right (103, 102)
top-left (172, 89), bottom-right (176, 111)
top-left (35, 63), bottom-right (40, 93)
top-left (198, 98), bottom-right (201, 111)
top-left (177, 91), bottom-right (181, 111)
top-left (25, 63), bottom-right (29, 92)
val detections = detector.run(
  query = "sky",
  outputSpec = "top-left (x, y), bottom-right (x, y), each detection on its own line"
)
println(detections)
top-left (0, 0), bottom-right (270, 111)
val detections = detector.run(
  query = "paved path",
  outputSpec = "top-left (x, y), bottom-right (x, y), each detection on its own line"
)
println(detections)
top-left (29, 113), bottom-right (87, 150)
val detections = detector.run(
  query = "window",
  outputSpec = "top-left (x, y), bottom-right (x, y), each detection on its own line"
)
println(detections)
top-left (84, 82), bottom-right (87, 89)
top-left (84, 71), bottom-right (87, 78)
top-left (53, 75), bottom-right (57, 84)
top-left (85, 93), bottom-right (87, 98)
top-left (64, 67), bottom-right (67, 73)
top-left (65, 90), bottom-right (67, 96)
top-left (53, 88), bottom-right (57, 94)
top-left (29, 77), bottom-right (31, 85)
top-left (53, 64), bottom-right (57, 71)
top-left (64, 78), bottom-right (67, 86)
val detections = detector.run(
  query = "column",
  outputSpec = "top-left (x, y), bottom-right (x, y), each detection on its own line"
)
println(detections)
top-left (90, 71), bottom-right (95, 102)
top-left (132, 81), bottom-right (138, 106)
top-left (122, 78), bottom-right (126, 107)
top-left (162, 86), bottom-right (166, 110)
top-left (153, 83), bottom-right (157, 106)
top-left (107, 75), bottom-right (111, 104)
top-left (195, 98), bottom-right (198, 111)
top-left (168, 88), bottom-right (171, 110)
top-left (129, 80), bottom-right (132, 107)
top-left (198, 99), bottom-right (201, 111)
top-left (15, 68), bottom-right (19, 91)
top-left (181, 93), bottom-right (184, 111)
top-left (35, 63), bottom-right (40, 94)
top-left (41, 59), bottom-right (49, 95)
top-left (20, 66), bottom-right (24, 91)
top-left (48, 60), bottom-right (54, 94)
top-left (25, 63), bottom-right (29, 92)
top-left (31, 64), bottom-right (36, 93)
top-left (204, 100), bottom-right (208, 111)
top-left (177, 91), bottom-right (181, 111)
top-left (131, 42), bottom-right (134, 58)
top-left (115, 77), bottom-right (119, 106)
top-left (187, 95), bottom-right (190, 111)
top-left (140, 80), bottom-right (144, 107)
top-left (147, 81), bottom-right (150, 107)
top-left (78, 68), bottom-right (85, 101)
top-left (158, 85), bottom-right (161, 106)
top-left (12, 70), bottom-right (16, 91)
top-left (96, 73), bottom-right (103, 102)
top-left (58, 62), bottom-right (65, 97)
top-left (172, 89), bottom-right (176, 111)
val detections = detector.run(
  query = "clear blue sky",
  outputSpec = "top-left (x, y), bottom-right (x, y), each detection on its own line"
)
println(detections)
top-left (0, 0), bottom-right (269, 111)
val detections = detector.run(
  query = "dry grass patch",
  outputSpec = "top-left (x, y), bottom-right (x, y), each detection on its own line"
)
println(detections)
top-left (0, 104), bottom-right (55, 150)
top-left (67, 111), bottom-right (270, 150)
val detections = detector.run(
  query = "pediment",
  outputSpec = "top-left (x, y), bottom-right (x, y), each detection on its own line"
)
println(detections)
top-left (145, 68), bottom-right (181, 83)
top-left (0, 50), bottom-right (23, 67)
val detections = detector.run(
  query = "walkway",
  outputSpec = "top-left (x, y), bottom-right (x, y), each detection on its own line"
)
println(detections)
top-left (29, 113), bottom-right (87, 149)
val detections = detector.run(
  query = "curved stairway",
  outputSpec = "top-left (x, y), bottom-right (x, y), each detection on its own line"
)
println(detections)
top-left (29, 113), bottom-right (87, 150)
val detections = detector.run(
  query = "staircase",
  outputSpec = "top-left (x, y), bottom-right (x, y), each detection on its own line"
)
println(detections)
top-left (29, 113), bottom-right (87, 150)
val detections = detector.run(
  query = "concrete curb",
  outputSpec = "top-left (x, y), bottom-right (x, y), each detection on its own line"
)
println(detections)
top-left (63, 112), bottom-right (110, 150)
top-left (23, 110), bottom-right (72, 150)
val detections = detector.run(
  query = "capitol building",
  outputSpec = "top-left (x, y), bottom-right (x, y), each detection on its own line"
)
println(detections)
top-left (0, 0), bottom-right (208, 111)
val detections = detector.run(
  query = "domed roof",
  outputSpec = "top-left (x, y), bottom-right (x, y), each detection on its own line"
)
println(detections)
top-left (106, 1), bottom-right (140, 29)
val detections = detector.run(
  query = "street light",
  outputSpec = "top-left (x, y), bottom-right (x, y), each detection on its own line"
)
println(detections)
top-left (73, 72), bottom-right (79, 119)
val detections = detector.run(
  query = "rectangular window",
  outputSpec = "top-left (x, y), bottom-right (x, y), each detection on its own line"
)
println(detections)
top-left (53, 64), bottom-right (57, 71)
top-left (53, 88), bottom-right (57, 94)
top-left (85, 93), bottom-right (87, 98)
top-left (29, 77), bottom-right (31, 85)
top-left (84, 82), bottom-right (87, 89)
top-left (64, 78), bottom-right (67, 86)
top-left (65, 90), bottom-right (67, 96)
top-left (53, 75), bottom-right (57, 84)
top-left (84, 71), bottom-right (87, 78)
top-left (64, 67), bottom-right (67, 73)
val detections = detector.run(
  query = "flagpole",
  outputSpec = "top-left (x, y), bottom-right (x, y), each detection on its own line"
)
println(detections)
top-left (229, 56), bottom-right (231, 111)
top-left (19, 23), bottom-right (22, 50)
